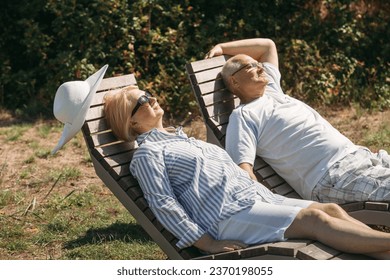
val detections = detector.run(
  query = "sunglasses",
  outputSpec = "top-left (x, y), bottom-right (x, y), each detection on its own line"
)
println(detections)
top-left (231, 61), bottom-right (264, 76)
top-left (131, 91), bottom-right (153, 117)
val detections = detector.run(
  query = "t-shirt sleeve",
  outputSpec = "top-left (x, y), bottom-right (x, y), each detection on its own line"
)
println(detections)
top-left (263, 62), bottom-right (283, 92)
top-left (225, 108), bottom-right (258, 166)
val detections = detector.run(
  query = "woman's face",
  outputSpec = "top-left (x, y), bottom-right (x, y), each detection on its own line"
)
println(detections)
top-left (130, 89), bottom-right (164, 132)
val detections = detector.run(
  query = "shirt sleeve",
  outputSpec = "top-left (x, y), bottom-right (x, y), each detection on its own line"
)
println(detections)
top-left (130, 153), bottom-right (205, 249)
top-left (263, 62), bottom-right (282, 89)
top-left (225, 108), bottom-right (258, 166)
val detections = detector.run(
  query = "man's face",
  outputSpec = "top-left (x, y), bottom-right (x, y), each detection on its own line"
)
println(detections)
top-left (230, 55), bottom-right (268, 102)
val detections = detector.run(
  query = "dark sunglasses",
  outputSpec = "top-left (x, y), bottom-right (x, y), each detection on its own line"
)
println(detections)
top-left (131, 91), bottom-right (153, 117)
top-left (231, 61), bottom-right (264, 76)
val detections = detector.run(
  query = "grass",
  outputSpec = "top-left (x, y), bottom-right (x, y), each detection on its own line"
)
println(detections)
top-left (363, 123), bottom-right (390, 152)
top-left (0, 185), bottom-right (165, 260)
top-left (0, 106), bottom-right (388, 260)
top-left (0, 119), bottom-right (166, 260)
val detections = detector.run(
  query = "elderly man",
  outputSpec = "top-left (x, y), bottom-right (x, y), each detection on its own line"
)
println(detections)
top-left (206, 38), bottom-right (390, 203)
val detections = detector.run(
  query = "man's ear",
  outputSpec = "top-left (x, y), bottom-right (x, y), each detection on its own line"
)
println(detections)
top-left (230, 75), bottom-right (240, 89)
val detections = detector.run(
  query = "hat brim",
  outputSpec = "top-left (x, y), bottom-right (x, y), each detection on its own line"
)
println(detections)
top-left (52, 64), bottom-right (108, 154)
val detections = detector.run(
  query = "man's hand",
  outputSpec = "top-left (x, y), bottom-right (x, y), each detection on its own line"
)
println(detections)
top-left (194, 233), bottom-right (248, 254)
top-left (205, 44), bottom-right (223, 59)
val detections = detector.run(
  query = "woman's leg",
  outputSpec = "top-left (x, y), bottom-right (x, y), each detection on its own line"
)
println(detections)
top-left (308, 202), bottom-right (371, 229)
top-left (285, 207), bottom-right (390, 259)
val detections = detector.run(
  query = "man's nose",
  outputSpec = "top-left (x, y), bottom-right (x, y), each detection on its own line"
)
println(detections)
top-left (149, 97), bottom-right (157, 105)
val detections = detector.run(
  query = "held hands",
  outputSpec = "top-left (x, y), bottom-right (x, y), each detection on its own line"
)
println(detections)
top-left (205, 44), bottom-right (223, 59)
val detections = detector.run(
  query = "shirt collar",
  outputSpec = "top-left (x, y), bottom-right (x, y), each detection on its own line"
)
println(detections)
top-left (136, 126), bottom-right (187, 146)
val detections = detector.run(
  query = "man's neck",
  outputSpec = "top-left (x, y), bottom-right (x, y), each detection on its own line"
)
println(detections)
top-left (239, 91), bottom-right (265, 104)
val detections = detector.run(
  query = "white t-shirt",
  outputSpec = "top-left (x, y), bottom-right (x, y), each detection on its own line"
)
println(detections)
top-left (226, 62), bottom-right (357, 199)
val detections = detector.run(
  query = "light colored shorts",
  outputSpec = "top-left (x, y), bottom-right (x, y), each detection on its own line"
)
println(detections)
top-left (217, 196), bottom-right (313, 245)
top-left (312, 147), bottom-right (390, 203)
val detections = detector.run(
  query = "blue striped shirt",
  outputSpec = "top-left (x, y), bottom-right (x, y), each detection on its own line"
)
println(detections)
top-left (129, 127), bottom-right (260, 248)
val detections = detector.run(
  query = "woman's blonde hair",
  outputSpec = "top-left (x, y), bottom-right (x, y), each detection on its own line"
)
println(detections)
top-left (103, 85), bottom-right (139, 142)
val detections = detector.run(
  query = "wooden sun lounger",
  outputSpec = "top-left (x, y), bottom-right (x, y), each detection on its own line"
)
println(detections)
top-left (185, 55), bottom-right (390, 229)
top-left (81, 71), bottom-right (372, 260)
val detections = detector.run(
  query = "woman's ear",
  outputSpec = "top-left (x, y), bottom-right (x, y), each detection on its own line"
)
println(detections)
top-left (129, 120), bottom-right (138, 129)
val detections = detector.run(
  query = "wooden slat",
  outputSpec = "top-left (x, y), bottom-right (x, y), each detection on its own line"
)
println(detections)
top-left (263, 174), bottom-right (286, 187)
top-left (202, 89), bottom-right (235, 106)
top-left (85, 105), bottom-right (104, 121)
top-left (253, 159), bottom-right (269, 170)
top-left (332, 253), bottom-right (374, 260)
top-left (284, 192), bottom-right (302, 199)
top-left (187, 55), bottom-right (229, 73)
top-left (205, 104), bottom-right (233, 120)
top-left (349, 209), bottom-right (390, 227)
top-left (110, 164), bottom-right (131, 179)
top-left (93, 140), bottom-right (134, 158)
top-left (272, 183), bottom-right (295, 196)
top-left (340, 202), bottom-right (365, 212)
top-left (190, 67), bottom-right (223, 84)
top-left (126, 185), bottom-right (144, 200)
top-left (297, 242), bottom-right (340, 260)
top-left (91, 88), bottom-right (122, 107)
top-left (267, 240), bottom-right (312, 257)
top-left (197, 79), bottom-right (227, 96)
top-left (117, 175), bottom-right (139, 188)
top-left (98, 74), bottom-right (137, 91)
top-left (135, 197), bottom-right (150, 212)
top-left (256, 166), bottom-right (277, 179)
top-left (84, 118), bottom-right (110, 134)
top-left (365, 202), bottom-right (389, 211)
top-left (103, 151), bottom-right (134, 167)
top-left (239, 244), bottom-right (268, 259)
top-left (213, 250), bottom-right (241, 260)
top-left (90, 131), bottom-right (120, 147)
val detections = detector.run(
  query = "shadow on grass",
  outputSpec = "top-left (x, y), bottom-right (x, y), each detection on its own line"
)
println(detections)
top-left (64, 222), bottom-right (153, 249)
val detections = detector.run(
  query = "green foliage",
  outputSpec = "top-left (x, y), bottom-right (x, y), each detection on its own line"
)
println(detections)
top-left (0, 0), bottom-right (389, 121)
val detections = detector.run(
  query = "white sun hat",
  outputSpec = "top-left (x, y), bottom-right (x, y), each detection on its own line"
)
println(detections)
top-left (52, 64), bottom-right (108, 154)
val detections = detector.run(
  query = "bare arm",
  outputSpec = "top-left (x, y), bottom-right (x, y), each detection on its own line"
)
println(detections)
top-left (206, 38), bottom-right (278, 68)
top-left (239, 162), bottom-right (258, 181)
top-left (194, 233), bottom-right (247, 254)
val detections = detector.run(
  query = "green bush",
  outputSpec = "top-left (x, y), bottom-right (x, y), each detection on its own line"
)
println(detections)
top-left (0, 0), bottom-right (388, 121)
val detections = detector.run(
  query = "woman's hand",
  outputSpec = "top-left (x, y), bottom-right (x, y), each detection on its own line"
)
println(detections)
top-left (205, 44), bottom-right (223, 59)
top-left (208, 239), bottom-right (248, 254)
top-left (194, 233), bottom-right (247, 254)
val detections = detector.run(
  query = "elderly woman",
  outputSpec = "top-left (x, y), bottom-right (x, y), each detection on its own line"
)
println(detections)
top-left (103, 85), bottom-right (390, 259)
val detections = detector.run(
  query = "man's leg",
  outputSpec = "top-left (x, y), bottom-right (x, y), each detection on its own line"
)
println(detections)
top-left (312, 148), bottom-right (390, 203)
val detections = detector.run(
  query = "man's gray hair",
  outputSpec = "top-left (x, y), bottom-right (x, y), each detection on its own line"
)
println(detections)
top-left (221, 57), bottom-right (244, 92)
